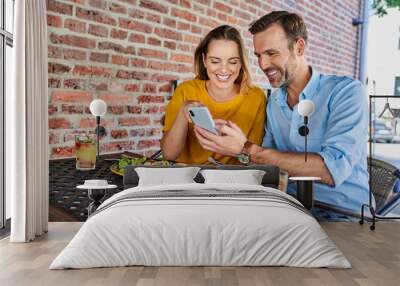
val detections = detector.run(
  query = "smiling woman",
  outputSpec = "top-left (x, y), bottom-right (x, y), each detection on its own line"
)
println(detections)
top-left (161, 25), bottom-right (267, 165)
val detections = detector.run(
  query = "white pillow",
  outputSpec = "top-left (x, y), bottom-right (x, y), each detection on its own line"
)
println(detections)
top-left (200, 169), bottom-right (266, 185)
top-left (135, 167), bottom-right (200, 186)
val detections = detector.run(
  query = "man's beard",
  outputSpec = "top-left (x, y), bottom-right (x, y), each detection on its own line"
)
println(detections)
top-left (264, 55), bottom-right (297, 88)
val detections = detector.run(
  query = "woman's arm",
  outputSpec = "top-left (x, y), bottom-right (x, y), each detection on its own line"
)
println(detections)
top-left (161, 100), bottom-right (203, 161)
top-left (160, 108), bottom-right (189, 161)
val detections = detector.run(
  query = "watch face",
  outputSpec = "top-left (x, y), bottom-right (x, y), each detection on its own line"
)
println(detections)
top-left (238, 153), bottom-right (250, 165)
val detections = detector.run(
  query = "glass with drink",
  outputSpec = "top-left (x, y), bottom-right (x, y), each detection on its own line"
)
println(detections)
top-left (75, 134), bottom-right (97, 170)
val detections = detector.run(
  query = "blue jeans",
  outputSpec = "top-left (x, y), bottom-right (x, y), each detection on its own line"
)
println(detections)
top-left (311, 206), bottom-right (359, 222)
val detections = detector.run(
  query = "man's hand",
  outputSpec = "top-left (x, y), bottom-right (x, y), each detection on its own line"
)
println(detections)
top-left (194, 119), bottom-right (247, 157)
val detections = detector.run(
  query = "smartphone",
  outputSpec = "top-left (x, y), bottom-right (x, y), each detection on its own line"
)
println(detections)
top-left (188, 106), bottom-right (218, 135)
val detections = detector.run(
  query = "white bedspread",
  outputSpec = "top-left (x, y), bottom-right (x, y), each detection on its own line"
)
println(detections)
top-left (50, 183), bottom-right (351, 269)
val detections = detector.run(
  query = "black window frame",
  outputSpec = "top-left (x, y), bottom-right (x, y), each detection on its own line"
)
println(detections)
top-left (1, 0), bottom-right (14, 231)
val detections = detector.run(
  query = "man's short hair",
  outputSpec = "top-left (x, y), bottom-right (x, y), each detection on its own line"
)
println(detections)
top-left (249, 11), bottom-right (308, 48)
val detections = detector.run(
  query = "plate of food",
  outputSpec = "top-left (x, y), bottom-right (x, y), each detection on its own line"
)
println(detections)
top-left (110, 153), bottom-right (182, 176)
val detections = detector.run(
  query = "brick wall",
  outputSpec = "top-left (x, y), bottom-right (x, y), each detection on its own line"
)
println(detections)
top-left (47, 0), bottom-right (362, 158)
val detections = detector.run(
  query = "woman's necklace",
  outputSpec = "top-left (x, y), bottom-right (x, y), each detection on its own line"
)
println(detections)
top-left (205, 82), bottom-right (238, 102)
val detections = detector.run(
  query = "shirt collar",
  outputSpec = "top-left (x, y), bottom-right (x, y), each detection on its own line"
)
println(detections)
top-left (273, 67), bottom-right (320, 107)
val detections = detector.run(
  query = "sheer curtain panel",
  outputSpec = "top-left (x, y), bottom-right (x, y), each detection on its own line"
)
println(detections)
top-left (8, 0), bottom-right (49, 242)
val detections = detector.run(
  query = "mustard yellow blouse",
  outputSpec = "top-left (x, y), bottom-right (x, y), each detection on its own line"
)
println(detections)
top-left (163, 79), bottom-right (266, 165)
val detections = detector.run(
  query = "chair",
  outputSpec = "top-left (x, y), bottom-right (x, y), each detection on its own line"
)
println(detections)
top-left (360, 157), bottom-right (400, 230)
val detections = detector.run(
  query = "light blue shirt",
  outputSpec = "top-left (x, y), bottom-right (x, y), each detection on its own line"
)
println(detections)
top-left (262, 68), bottom-right (369, 213)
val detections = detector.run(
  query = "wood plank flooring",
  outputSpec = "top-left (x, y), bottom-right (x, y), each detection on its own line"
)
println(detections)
top-left (0, 222), bottom-right (399, 286)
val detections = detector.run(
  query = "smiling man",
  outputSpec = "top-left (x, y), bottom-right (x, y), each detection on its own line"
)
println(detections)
top-left (194, 11), bottom-right (369, 217)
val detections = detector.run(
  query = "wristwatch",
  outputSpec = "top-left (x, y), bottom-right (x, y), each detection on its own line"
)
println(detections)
top-left (237, 141), bottom-right (253, 165)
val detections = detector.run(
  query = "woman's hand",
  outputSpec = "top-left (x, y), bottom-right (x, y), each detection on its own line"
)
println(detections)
top-left (180, 100), bottom-right (203, 123)
top-left (194, 120), bottom-right (247, 157)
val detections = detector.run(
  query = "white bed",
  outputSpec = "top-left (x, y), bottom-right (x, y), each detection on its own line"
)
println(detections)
top-left (50, 183), bottom-right (350, 269)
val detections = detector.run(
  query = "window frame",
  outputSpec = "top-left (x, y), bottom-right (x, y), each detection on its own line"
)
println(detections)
top-left (0, 0), bottom-right (13, 230)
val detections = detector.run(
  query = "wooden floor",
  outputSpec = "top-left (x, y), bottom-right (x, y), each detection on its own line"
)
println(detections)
top-left (0, 222), bottom-right (399, 286)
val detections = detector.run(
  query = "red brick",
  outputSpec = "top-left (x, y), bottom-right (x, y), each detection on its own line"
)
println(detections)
top-left (111, 129), bottom-right (128, 139)
top-left (183, 34), bottom-right (201, 44)
top-left (109, 3), bottom-right (127, 14)
top-left (48, 62), bottom-right (71, 74)
top-left (76, 7), bottom-right (117, 26)
top-left (51, 146), bottom-right (75, 158)
top-left (171, 8), bottom-right (197, 22)
top-left (90, 52), bottom-right (109, 63)
top-left (108, 106), bottom-right (125, 114)
top-left (177, 43), bottom-right (191, 52)
top-left (88, 82), bottom-right (108, 91)
top-left (64, 49), bottom-right (87, 60)
top-left (88, 24), bottom-right (109, 37)
top-left (158, 83), bottom-right (172, 93)
top-left (50, 33), bottom-right (96, 49)
top-left (199, 17), bottom-right (219, 28)
top-left (145, 127), bottom-right (162, 136)
top-left (147, 60), bottom-right (163, 70)
top-left (98, 41), bottom-right (136, 55)
top-left (137, 95), bottom-right (165, 104)
top-left (130, 58), bottom-right (147, 68)
top-left (116, 70), bottom-right (148, 80)
top-left (47, 14), bottom-right (62, 27)
top-left (125, 84), bottom-right (140, 92)
top-left (79, 118), bottom-right (96, 128)
top-left (48, 46), bottom-right (62, 58)
top-left (49, 78), bottom-right (61, 88)
top-left (119, 18), bottom-right (152, 33)
top-left (179, 0), bottom-right (191, 8)
top-left (128, 33), bottom-right (145, 43)
top-left (129, 129), bottom-right (145, 137)
top-left (127, 105), bottom-right (142, 113)
top-left (88, 0), bottom-right (107, 9)
top-left (144, 106), bottom-right (159, 113)
top-left (100, 141), bottom-right (135, 153)
top-left (49, 118), bottom-right (72, 129)
top-left (49, 132), bottom-right (60, 144)
top-left (64, 19), bottom-right (86, 33)
top-left (164, 41), bottom-right (176, 50)
top-left (139, 0), bottom-right (168, 13)
top-left (214, 1), bottom-right (232, 13)
top-left (111, 29), bottom-right (128, 40)
top-left (143, 83), bottom-right (157, 93)
top-left (163, 18), bottom-right (176, 28)
top-left (170, 53), bottom-right (193, 64)
top-left (137, 139), bottom-right (160, 149)
top-left (154, 27), bottom-right (182, 41)
top-left (99, 93), bottom-right (132, 104)
top-left (146, 13), bottom-right (161, 24)
top-left (138, 48), bottom-right (167, 59)
top-left (111, 55), bottom-right (129, 66)
top-left (61, 105), bottom-right (85, 114)
top-left (47, 0), bottom-right (73, 15)
top-left (51, 90), bottom-right (93, 103)
top-left (147, 37), bottom-right (161, 46)
top-left (128, 8), bottom-right (145, 19)
top-left (234, 9), bottom-right (251, 20)
top-left (64, 79), bottom-right (86, 89)
top-left (119, 116), bottom-right (151, 126)
top-left (191, 25), bottom-right (202, 34)
top-left (48, 105), bottom-right (58, 115)
top-left (151, 74), bottom-right (178, 82)
top-left (178, 22), bottom-right (190, 31)
top-left (73, 65), bottom-right (113, 77)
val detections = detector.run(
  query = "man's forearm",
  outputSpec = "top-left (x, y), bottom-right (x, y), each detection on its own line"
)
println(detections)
top-left (250, 147), bottom-right (334, 186)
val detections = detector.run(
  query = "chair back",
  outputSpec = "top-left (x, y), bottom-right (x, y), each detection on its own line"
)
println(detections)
top-left (368, 157), bottom-right (400, 213)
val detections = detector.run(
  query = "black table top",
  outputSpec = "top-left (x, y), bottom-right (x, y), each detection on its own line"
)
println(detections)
top-left (49, 156), bottom-right (124, 221)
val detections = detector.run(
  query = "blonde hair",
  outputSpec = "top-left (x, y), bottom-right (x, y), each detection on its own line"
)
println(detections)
top-left (194, 25), bottom-right (253, 94)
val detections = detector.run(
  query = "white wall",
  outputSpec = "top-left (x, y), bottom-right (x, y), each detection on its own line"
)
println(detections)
top-left (366, 8), bottom-right (400, 97)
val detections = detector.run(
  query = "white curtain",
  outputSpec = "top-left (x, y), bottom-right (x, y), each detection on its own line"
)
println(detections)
top-left (8, 0), bottom-right (49, 242)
